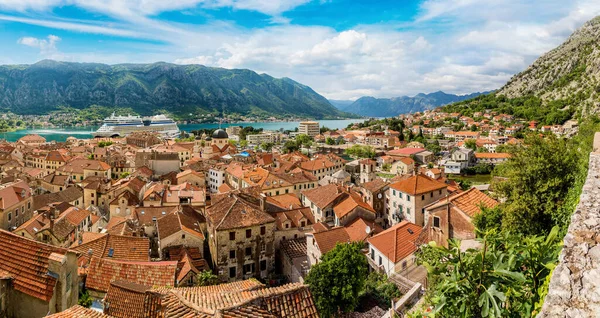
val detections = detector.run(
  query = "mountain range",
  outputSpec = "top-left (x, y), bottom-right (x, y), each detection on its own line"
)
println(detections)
top-left (0, 60), bottom-right (350, 119)
top-left (331, 91), bottom-right (489, 117)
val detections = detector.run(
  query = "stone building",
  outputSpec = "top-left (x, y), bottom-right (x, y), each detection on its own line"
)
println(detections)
top-left (0, 179), bottom-right (33, 230)
top-left (126, 131), bottom-right (162, 148)
top-left (0, 229), bottom-right (78, 317)
top-left (387, 174), bottom-right (448, 227)
top-left (205, 188), bottom-right (276, 282)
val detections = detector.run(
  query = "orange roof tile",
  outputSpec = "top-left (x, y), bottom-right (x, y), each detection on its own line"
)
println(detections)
top-left (389, 174), bottom-right (447, 195)
top-left (86, 257), bottom-right (177, 293)
top-left (367, 221), bottom-right (422, 263)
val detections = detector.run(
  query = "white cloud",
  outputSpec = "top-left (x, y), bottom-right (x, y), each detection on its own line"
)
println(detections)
top-left (17, 34), bottom-right (61, 55)
top-left (3, 0), bottom-right (600, 100)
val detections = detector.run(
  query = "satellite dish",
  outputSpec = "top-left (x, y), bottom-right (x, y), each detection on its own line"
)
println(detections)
top-left (365, 225), bottom-right (372, 235)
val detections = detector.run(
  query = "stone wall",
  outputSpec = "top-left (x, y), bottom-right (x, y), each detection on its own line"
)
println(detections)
top-left (538, 132), bottom-right (600, 317)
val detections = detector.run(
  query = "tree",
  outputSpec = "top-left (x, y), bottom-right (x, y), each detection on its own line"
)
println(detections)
top-left (416, 227), bottom-right (561, 318)
top-left (325, 137), bottom-right (335, 145)
top-left (344, 144), bottom-right (375, 159)
top-left (465, 139), bottom-right (477, 150)
top-left (282, 140), bottom-right (299, 153)
top-left (260, 142), bottom-right (274, 151)
top-left (119, 172), bottom-right (130, 179)
top-left (306, 242), bottom-right (368, 317)
top-left (78, 290), bottom-right (93, 308)
top-left (239, 140), bottom-right (248, 148)
top-left (492, 134), bottom-right (581, 235)
top-left (382, 163), bottom-right (391, 172)
top-left (296, 134), bottom-right (313, 147)
top-left (196, 270), bottom-right (219, 286)
top-left (361, 271), bottom-right (401, 310)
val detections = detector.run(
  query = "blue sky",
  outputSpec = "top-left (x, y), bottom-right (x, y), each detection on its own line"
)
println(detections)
top-left (0, 0), bottom-right (598, 100)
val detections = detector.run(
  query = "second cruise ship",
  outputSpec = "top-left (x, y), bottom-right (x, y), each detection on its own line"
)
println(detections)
top-left (92, 113), bottom-right (180, 138)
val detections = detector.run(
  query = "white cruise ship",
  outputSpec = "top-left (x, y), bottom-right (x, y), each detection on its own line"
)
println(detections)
top-left (92, 113), bottom-right (180, 138)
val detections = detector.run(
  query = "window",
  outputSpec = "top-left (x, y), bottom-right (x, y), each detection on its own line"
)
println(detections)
top-left (260, 226), bottom-right (266, 235)
top-left (378, 256), bottom-right (382, 266)
top-left (439, 190), bottom-right (442, 195)
top-left (15, 209), bottom-right (18, 217)
top-left (433, 216), bottom-right (441, 228)
top-left (229, 266), bottom-right (236, 278)
top-left (243, 263), bottom-right (255, 274)
top-left (91, 193), bottom-right (94, 197)
top-left (229, 232), bottom-right (236, 241)
top-left (246, 229), bottom-right (252, 238)
top-left (260, 243), bottom-right (266, 252)
top-left (260, 260), bottom-right (267, 271)
top-left (181, 234), bottom-right (186, 239)
top-left (421, 195), bottom-right (425, 200)
top-left (230, 250), bottom-right (236, 259)
top-left (407, 208), bottom-right (411, 215)
top-left (407, 195), bottom-right (411, 202)
top-left (430, 192), bottom-right (433, 198)
top-left (7, 213), bottom-right (11, 221)
top-left (245, 247), bottom-right (252, 256)
top-left (392, 190), bottom-right (396, 196)
top-left (300, 221), bottom-right (306, 227)
top-left (370, 249), bottom-right (375, 260)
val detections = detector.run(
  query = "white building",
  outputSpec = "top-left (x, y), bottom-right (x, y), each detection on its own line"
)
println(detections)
top-left (298, 121), bottom-right (320, 137)
top-left (208, 166), bottom-right (226, 193)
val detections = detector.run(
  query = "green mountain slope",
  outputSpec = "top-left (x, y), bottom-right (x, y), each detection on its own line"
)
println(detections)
top-left (0, 60), bottom-right (350, 119)
top-left (442, 17), bottom-right (600, 124)
top-left (498, 16), bottom-right (600, 115)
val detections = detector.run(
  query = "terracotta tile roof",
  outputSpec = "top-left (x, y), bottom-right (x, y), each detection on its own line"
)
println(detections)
top-left (333, 192), bottom-right (375, 219)
top-left (15, 212), bottom-right (50, 237)
top-left (72, 234), bottom-right (150, 263)
top-left (218, 183), bottom-right (232, 193)
top-left (389, 174), bottom-right (447, 195)
top-left (281, 238), bottom-right (307, 259)
top-left (33, 187), bottom-right (83, 210)
top-left (367, 221), bottom-right (423, 263)
top-left (18, 134), bottom-right (46, 142)
top-left (298, 158), bottom-right (335, 172)
top-left (0, 179), bottom-right (31, 209)
top-left (266, 193), bottom-right (302, 210)
top-left (133, 206), bottom-right (179, 226)
top-left (397, 157), bottom-right (415, 166)
top-left (45, 305), bottom-right (110, 317)
top-left (86, 257), bottom-right (177, 293)
top-left (45, 150), bottom-right (70, 163)
top-left (312, 222), bottom-right (330, 233)
top-left (109, 190), bottom-right (140, 207)
top-left (427, 187), bottom-right (498, 218)
top-left (474, 152), bottom-right (511, 159)
top-left (0, 229), bottom-right (71, 301)
top-left (344, 217), bottom-right (384, 242)
top-left (274, 168), bottom-right (317, 185)
top-left (155, 282), bottom-right (318, 318)
top-left (157, 211), bottom-right (205, 241)
top-left (42, 173), bottom-right (69, 186)
top-left (206, 190), bottom-right (275, 230)
top-left (361, 179), bottom-right (389, 193)
top-left (312, 227), bottom-right (351, 255)
top-left (104, 280), bottom-right (152, 318)
top-left (387, 148), bottom-right (425, 156)
top-left (301, 183), bottom-right (344, 210)
top-left (56, 158), bottom-right (111, 174)
top-left (271, 207), bottom-right (314, 231)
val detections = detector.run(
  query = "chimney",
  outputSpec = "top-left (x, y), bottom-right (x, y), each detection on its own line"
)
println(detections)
top-left (260, 193), bottom-right (267, 211)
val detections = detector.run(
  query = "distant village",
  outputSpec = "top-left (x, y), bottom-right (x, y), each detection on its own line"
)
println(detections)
top-left (0, 107), bottom-right (578, 317)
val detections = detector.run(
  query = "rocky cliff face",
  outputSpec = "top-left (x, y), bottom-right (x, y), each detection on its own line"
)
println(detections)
top-left (499, 16), bottom-right (600, 114)
top-left (0, 60), bottom-right (348, 119)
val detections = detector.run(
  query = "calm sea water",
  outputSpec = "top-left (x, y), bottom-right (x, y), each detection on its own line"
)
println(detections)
top-left (0, 119), bottom-right (364, 142)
